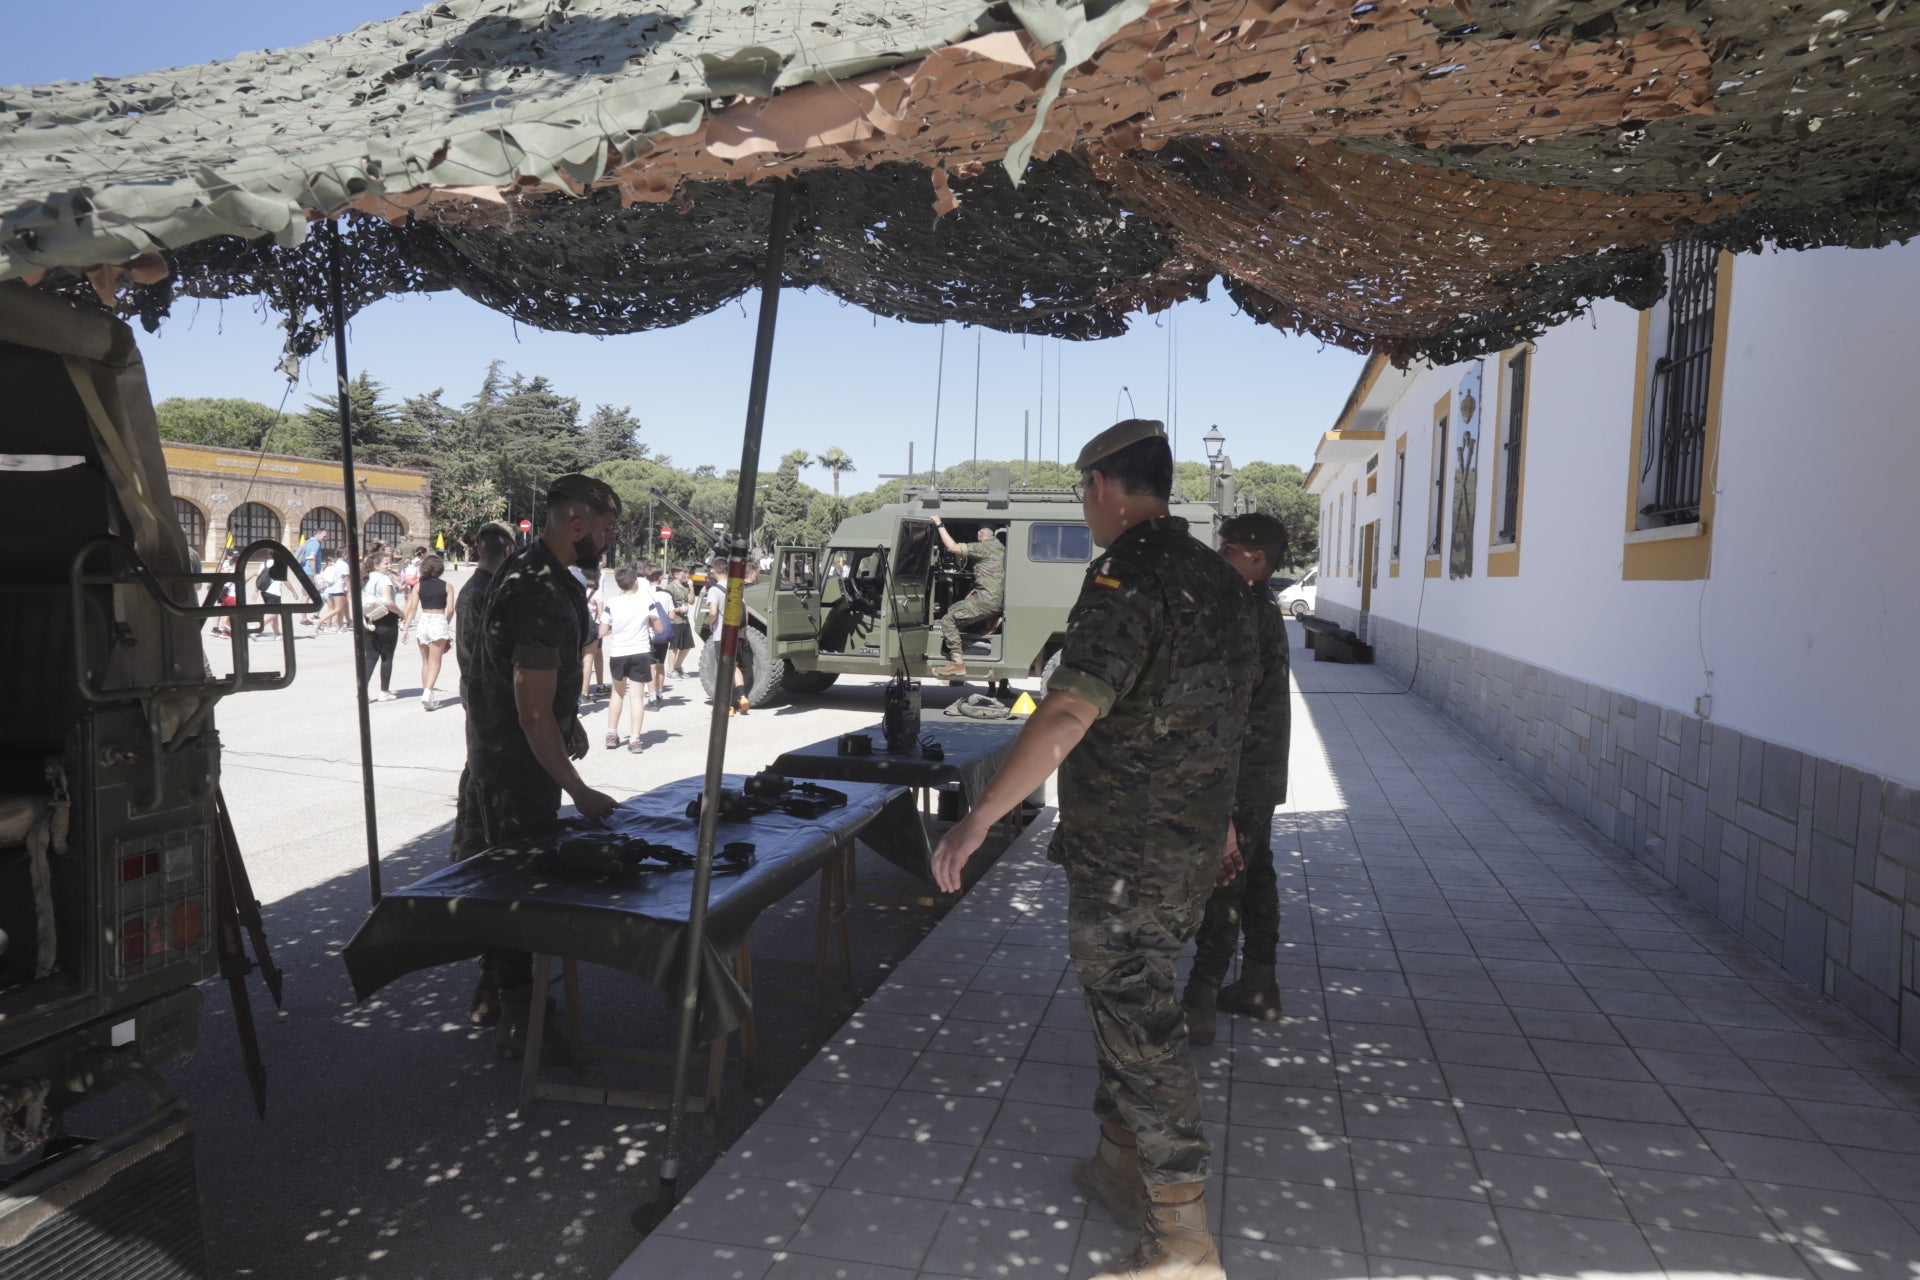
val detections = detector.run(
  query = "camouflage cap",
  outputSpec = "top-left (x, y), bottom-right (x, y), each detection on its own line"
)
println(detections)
top-left (545, 473), bottom-right (622, 515)
top-left (1073, 418), bottom-right (1166, 471)
top-left (1219, 511), bottom-right (1289, 558)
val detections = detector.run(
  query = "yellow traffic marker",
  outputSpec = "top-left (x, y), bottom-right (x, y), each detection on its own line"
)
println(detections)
top-left (1010, 691), bottom-right (1037, 716)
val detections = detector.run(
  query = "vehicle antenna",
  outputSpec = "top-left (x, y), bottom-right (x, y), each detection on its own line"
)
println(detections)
top-left (930, 322), bottom-right (944, 477)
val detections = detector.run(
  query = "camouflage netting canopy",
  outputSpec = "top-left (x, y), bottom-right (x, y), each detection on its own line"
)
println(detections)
top-left (4, 0), bottom-right (1919, 364)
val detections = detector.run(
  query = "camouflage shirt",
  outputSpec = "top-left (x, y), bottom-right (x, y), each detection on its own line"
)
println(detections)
top-left (453, 564), bottom-right (497, 702)
top-left (963, 538), bottom-right (1007, 607)
top-left (1046, 516), bottom-right (1257, 889)
top-left (466, 541), bottom-right (589, 796)
top-left (1236, 580), bottom-right (1292, 810)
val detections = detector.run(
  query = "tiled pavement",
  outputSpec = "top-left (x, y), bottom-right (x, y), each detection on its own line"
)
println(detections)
top-left (616, 625), bottom-right (1920, 1280)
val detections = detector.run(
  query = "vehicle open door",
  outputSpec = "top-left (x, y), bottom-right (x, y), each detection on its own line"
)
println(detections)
top-left (887, 519), bottom-right (936, 663)
top-left (767, 545), bottom-right (823, 656)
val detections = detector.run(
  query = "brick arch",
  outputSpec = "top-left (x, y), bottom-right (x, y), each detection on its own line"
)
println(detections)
top-left (174, 495), bottom-right (208, 562)
top-left (299, 505), bottom-right (347, 544)
top-left (364, 510), bottom-right (407, 549)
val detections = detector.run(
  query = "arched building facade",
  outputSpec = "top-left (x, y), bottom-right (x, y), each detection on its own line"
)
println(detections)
top-left (162, 442), bottom-right (431, 567)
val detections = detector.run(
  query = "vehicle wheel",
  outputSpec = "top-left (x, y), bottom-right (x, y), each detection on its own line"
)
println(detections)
top-left (1290, 600), bottom-right (1310, 620)
top-left (778, 667), bottom-right (840, 697)
top-left (700, 625), bottom-right (784, 707)
top-left (1040, 650), bottom-right (1063, 695)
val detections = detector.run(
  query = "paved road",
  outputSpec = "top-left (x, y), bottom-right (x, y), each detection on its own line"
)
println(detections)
top-left (168, 580), bottom-right (1029, 1279)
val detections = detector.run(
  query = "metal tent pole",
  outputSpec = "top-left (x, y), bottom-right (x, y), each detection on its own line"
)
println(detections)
top-left (324, 218), bottom-right (383, 904)
top-left (634, 180), bottom-right (791, 1230)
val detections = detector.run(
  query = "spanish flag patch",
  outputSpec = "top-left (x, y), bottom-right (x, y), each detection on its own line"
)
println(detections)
top-left (1093, 573), bottom-right (1122, 590)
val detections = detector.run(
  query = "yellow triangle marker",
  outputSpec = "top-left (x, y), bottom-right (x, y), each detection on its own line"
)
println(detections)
top-left (1010, 691), bottom-right (1037, 716)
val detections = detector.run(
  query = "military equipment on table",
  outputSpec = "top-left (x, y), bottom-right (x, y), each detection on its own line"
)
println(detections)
top-left (702, 467), bottom-right (1223, 707)
top-left (0, 283), bottom-right (306, 1275)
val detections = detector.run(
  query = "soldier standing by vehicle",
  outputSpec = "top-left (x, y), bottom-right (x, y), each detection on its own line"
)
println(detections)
top-left (466, 477), bottom-right (620, 1049)
top-left (931, 420), bottom-right (1255, 1280)
top-left (929, 521), bottom-right (1005, 678)
top-left (1183, 512), bottom-right (1292, 1044)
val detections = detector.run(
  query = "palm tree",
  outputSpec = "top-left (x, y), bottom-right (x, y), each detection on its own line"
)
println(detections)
top-left (815, 447), bottom-right (857, 498)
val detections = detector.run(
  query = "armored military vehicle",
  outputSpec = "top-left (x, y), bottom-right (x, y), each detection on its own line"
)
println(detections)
top-left (0, 282), bottom-right (305, 1275)
top-left (703, 469), bottom-right (1223, 707)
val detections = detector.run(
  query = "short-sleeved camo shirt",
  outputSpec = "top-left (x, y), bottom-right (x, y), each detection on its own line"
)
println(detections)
top-left (466, 541), bottom-right (590, 796)
top-left (1045, 515), bottom-right (1257, 892)
top-left (962, 538), bottom-right (1006, 607)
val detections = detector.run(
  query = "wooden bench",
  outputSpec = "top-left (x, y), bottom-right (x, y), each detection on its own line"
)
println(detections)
top-left (1299, 615), bottom-right (1374, 665)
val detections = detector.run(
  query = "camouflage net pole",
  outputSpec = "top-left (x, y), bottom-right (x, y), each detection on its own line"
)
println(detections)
top-left (636, 179), bottom-right (790, 1231)
top-left (325, 218), bottom-right (384, 905)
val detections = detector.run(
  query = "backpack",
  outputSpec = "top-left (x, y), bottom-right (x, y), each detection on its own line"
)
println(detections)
top-left (362, 573), bottom-right (393, 622)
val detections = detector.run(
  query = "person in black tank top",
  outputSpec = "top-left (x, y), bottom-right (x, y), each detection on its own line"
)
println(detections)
top-left (402, 554), bottom-right (459, 710)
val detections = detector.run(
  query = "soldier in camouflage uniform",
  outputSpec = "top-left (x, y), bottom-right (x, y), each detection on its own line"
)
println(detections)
top-left (465, 475), bottom-right (621, 1051)
top-left (930, 521), bottom-right (1006, 677)
top-left (1183, 512), bottom-right (1292, 1045)
top-left (931, 420), bottom-right (1254, 1280)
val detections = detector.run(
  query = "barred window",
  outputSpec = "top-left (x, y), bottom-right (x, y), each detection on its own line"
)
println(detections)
top-left (1639, 240), bottom-right (1717, 527)
top-left (175, 497), bottom-right (207, 558)
top-left (1429, 410), bottom-right (1449, 556)
top-left (1390, 440), bottom-right (1406, 560)
top-left (228, 502), bottom-right (279, 548)
top-left (1496, 350), bottom-right (1528, 544)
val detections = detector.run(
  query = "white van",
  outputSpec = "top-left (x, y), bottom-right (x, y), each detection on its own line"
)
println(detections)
top-left (1277, 568), bottom-right (1317, 619)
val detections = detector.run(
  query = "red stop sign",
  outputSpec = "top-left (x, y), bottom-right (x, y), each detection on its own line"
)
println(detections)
top-left (660, 527), bottom-right (673, 539)
top-left (518, 519), bottom-right (532, 531)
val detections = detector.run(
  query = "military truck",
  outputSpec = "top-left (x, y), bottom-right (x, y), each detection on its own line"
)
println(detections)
top-left (0, 282), bottom-right (305, 1275)
top-left (703, 469), bottom-right (1223, 707)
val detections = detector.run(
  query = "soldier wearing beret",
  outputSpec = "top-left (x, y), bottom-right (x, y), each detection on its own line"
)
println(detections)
top-left (464, 474), bottom-right (621, 1049)
top-left (1184, 512), bottom-right (1292, 1045)
top-left (931, 420), bottom-right (1255, 1280)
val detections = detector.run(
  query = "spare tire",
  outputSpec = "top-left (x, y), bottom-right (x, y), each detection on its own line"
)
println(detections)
top-left (700, 625), bottom-right (784, 707)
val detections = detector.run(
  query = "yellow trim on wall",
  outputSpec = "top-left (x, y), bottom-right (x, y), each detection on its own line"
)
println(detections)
top-left (1620, 252), bottom-right (1731, 581)
top-left (162, 443), bottom-right (429, 492)
top-left (1424, 556), bottom-right (1442, 578)
top-left (1486, 344), bottom-right (1533, 578)
top-left (1366, 473), bottom-right (1377, 496)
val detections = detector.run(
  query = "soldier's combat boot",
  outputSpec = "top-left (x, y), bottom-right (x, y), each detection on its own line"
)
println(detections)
top-left (1182, 977), bottom-right (1220, 1046)
top-left (1217, 961), bottom-right (1283, 1021)
top-left (932, 652), bottom-right (968, 679)
top-left (1089, 1181), bottom-right (1224, 1280)
top-left (1074, 1122), bottom-right (1147, 1229)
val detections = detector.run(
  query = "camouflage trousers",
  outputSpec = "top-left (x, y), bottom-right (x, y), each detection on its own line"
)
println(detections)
top-left (1191, 802), bottom-right (1280, 982)
top-left (1067, 851), bottom-right (1218, 1185)
top-left (459, 771), bottom-right (563, 992)
top-left (932, 593), bottom-right (1000, 656)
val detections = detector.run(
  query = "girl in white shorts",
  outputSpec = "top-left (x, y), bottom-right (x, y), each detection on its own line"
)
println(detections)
top-left (403, 554), bottom-right (458, 710)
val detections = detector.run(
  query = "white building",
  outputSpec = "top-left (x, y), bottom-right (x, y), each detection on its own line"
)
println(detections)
top-left (1306, 238), bottom-right (1920, 1058)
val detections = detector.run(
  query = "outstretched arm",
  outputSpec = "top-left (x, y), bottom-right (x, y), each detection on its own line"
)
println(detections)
top-left (930, 689), bottom-right (1098, 892)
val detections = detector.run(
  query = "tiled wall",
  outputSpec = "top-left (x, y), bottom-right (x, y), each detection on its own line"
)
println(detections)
top-left (1317, 600), bottom-right (1920, 1061)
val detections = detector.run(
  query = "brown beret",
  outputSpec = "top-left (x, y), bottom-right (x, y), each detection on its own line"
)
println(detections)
top-left (1074, 418), bottom-right (1167, 471)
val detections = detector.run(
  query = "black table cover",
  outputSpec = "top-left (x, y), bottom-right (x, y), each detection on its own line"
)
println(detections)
top-left (340, 776), bottom-right (926, 1034)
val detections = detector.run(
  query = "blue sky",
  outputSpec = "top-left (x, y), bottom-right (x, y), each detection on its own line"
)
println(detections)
top-left (4, 2), bottom-right (1365, 480)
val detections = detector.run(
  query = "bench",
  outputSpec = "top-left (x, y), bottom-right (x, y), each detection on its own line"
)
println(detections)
top-left (1299, 615), bottom-right (1374, 665)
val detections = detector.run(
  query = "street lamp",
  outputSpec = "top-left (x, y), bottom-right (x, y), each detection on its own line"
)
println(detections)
top-left (1202, 425), bottom-right (1226, 465)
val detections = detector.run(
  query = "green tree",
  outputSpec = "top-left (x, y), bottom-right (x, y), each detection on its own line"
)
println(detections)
top-left (585, 404), bottom-right (646, 465)
top-left (300, 371), bottom-right (423, 466)
top-left (814, 447), bottom-right (856, 498)
top-left (154, 396), bottom-right (287, 450)
top-left (1236, 460), bottom-right (1319, 565)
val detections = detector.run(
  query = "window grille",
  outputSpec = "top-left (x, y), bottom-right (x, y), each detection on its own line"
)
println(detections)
top-left (365, 511), bottom-right (406, 548)
top-left (174, 496), bottom-right (207, 558)
top-left (1499, 351), bottom-right (1527, 543)
top-left (1429, 414), bottom-right (1448, 556)
top-left (1391, 444), bottom-right (1405, 559)
top-left (1641, 239), bottom-right (1716, 526)
top-left (299, 506), bottom-right (347, 545)
top-left (228, 501), bottom-right (279, 547)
